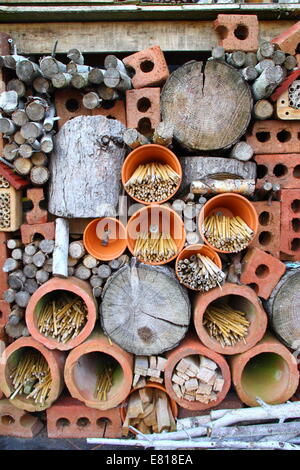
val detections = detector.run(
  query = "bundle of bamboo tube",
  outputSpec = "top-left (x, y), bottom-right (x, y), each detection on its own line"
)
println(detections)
top-left (134, 231), bottom-right (178, 263)
top-left (177, 254), bottom-right (225, 291)
top-left (203, 302), bottom-right (250, 348)
top-left (9, 348), bottom-right (52, 405)
top-left (94, 362), bottom-right (115, 401)
top-left (37, 293), bottom-right (87, 343)
top-left (203, 214), bottom-right (254, 252)
top-left (125, 162), bottom-right (180, 202)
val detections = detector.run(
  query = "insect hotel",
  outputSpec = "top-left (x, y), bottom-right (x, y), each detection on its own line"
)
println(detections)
top-left (0, 1), bottom-right (299, 453)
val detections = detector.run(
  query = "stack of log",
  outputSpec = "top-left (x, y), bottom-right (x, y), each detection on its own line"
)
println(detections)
top-left (133, 355), bottom-right (168, 387)
top-left (172, 355), bottom-right (224, 404)
top-left (123, 387), bottom-right (176, 436)
top-left (171, 196), bottom-right (205, 245)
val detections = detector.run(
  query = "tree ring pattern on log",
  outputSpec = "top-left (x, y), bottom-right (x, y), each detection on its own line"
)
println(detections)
top-left (161, 60), bottom-right (253, 152)
top-left (100, 263), bottom-right (191, 355)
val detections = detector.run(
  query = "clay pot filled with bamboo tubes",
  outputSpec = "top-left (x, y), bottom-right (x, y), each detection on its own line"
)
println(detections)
top-left (83, 217), bottom-right (127, 261)
top-left (193, 283), bottom-right (268, 355)
top-left (198, 193), bottom-right (258, 254)
top-left (0, 336), bottom-right (65, 412)
top-left (26, 277), bottom-right (97, 351)
top-left (120, 383), bottom-right (178, 436)
top-left (121, 144), bottom-right (182, 205)
top-left (64, 329), bottom-right (133, 411)
top-left (175, 244), bottom-right (225, 292)
top-left (126, 205), bottom-right (186, 265)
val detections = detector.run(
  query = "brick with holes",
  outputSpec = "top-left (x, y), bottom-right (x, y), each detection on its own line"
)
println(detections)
top-left (255, 154), bottom-right (300, 190)
top-left (20, 222), bottom-right (55, 244)
top-left (0, 399), bottom-right (44, 437)
top-left (240, 247), bottom-right (286, 299)
top-left (272, 20), bottom-right (300, 56)
top-left (213, 14), bottom-right (259, 52)
top-left (246, 121), bottom-right (300, 154)
top-left (55, 89), bottom-right (90, 129)
top-left (47, 397), bottom-right (122, 438)
top-left (126, 87), bottom-right (160, 132)
top-left (25, 188), bottom-right (48, 225)
top-left (252, 201), bottom-right (281, 258)
top-left (123, 46), bottom-right (169, 89)
top-left (91, 100), bottom-right (126, 127)
top-left (280, 189), bottom-right (300, 260)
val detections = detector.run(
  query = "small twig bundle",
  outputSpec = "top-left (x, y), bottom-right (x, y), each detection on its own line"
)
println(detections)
top-left (203, 303), bottom-right (250, 348)
top-left (37, 293), bottom-right (88, 343)
top-left (94, 363), bottom-right (114, 401)
top-left (125, 162), bottom-right (180, 202)
top-left (177, 254), bottom-right (225, 291)
top-left (134, 231), bottom-right (178, 263)
top-left (203, 214), bottom-right (254, 252)
top-left (9, 348), bottom-right (51, 405)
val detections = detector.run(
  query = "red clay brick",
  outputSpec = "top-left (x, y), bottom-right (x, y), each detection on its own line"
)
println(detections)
top-left (0, 163), bottom-right (29, 191)
top-left (214, 14), bottom-right (259, 52)
top-left (240, 247), bottom-right (286, 299)
top-left (280, 189), bottom-right (300, 260)
top-left (0, 232), bottom-right (8, 298)
top-left (126, 87), bottom-right (160, 132)
top-left (272, 20), bottom-right (300, 56)
top-left (55, 88), bottom-right (90, 129)
top-left (92, 100), bottom-right (126, 127)
top-left (47, 397), bottom-right (122, 438)
top-left (20, 222), bottom-right (55, 244)
top-left (123, 46), bottom-right (169, 89)
top-left (252, 201), bottom-right (281, 258)
top-left (0, 399), bottom-right (44, 437)
top-left (25, 188), bottom-right (48, 225)
top-left (255, 154), bottom-right (300, 190)
top-left (0, 300), bottom-right (10, 328)
top-left (246, 121), bottom-right (300, 154)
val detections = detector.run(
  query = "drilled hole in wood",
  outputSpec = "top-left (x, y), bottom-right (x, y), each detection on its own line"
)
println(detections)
top-left (277, 129), bottom-right (291, 143)
top-left (137, 97), bottom-right (151, 113)
top-left (291, 238), bottom-right (300, 251)
top-left (216, 25), bottom-right (228, 40)
top-left (234, 24), bottom-right (249, 40)
top-left (96, 417), bottom-right (112, 428)
top-left (273, 164), bottom-right (288, 177)
top-left (140, 60), bottom-right (154, 73)
top-left (65, 99), bottom-right (79, 113)
top-left (293, 165), bottom-right (300, 179)
top-left (291, 199), bottom-right (300, 213)
top-left (257, 165), bottom-right (268, 178)
top-left (281, 100), bottom-right (286, 104)
top-left (259, 211), bottom-right (270, 226)
top-left (256, 132), bottom-right (271, 143)
top-left (292, 218), bottom-right (300, 232)
top-left (1, 415), bottom-right (15, 425)
top-left (56, 418), bottom-right (70, 429)
top-left (285, 112), bottom-right (289, 116)
top-left (255, 264), bottom-right (270, 279)
top-left (76, 417), bottom-right (90, 427)
top-left (259, 231), bottom-right (272, 246)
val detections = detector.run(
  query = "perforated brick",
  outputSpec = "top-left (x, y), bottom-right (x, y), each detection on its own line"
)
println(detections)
top-left (25, 188), bottom-right (48, 225)
top-left (272, 20), bottom-right (300, 56)
top-left (255, 154), bottom-right (300, 190)
top-left (0, 399), bottom-right (43, 437)
top-left (252, 201), bottom-right (281, 258)
top-left (214, 14), bottom-right (259, 52)
top-left (280, 189), bottom-right (300, 260)
top-left (126, 87), bottom-right (160, 133)
top-left (123, 46), bottom-right (169, 89)
top-left (20, 222), bottom-right (55, 244)
top-left (246, 121), bottom-right (300, 154)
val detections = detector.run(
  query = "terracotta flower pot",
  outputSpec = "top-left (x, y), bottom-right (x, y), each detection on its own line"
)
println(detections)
top-left (164, 334), bottom-right (231, 411)
top-left (120, 382), bottom-right (178, 432)
top-left (175, 244), bottom-right (222, 291)
top-left (230, 332), bottom-right (299, 406)
top-left (193, 282), bottom-right (268, 355)
top-left (0, 336), bottom-right (65, 412)
top-left (126, 205), bottom-right (186, 265)
top-left (26, 277), bottom-right (97, 351)
top-left (83, 217), bottom-right (127, 261)
top-left (198, 193), bottom-right (258, 254)
top-left (64, 329), bottom-right (133, 411)
top-left (122, 144), bottom-right (182, 205)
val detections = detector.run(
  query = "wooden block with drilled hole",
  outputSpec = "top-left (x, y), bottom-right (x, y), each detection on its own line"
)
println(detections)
top-left (276, 89), bottom-right (300, 120)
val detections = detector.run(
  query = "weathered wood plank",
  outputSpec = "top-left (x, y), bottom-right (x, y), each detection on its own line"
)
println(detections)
top-left (0, 20), bottom-right (294, 54)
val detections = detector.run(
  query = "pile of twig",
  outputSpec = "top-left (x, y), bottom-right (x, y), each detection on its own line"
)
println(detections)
top-left (177, 253), bottom-right (225, 291)
top-left (134, 231), bottom-right (178, 263)
top-left (203, 214), bottom-right (254, 252)
top-left (94, 362), bottom-right (115, 401)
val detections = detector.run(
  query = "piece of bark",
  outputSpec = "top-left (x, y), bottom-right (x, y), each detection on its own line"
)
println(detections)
top-left (123, 128), bottom-right (149, 149)
top-left (52, 218), bottom-right (69, 278)
top-left (15, 290), bottom-right (30, 308)
top-left (69, 240), bottom-right (85, 259)
top-left (82, 92), bottom-right (102, 110)
top-left (36, 269), bottom-right (49, 285)
top-left (152, 122), bottom-right (173, 147)
top-left (24, 278), bottom-right (38, 294)
top-left (39, 239), bottom-right (54, 254)
top-left (6, 78), bottom-right (26, 98)
top-left (67, 256), bottom-right (78, 267)
top-left (33, 76), bottom-right (52, 94)
top-left (161, 60), bottom-right (252, 152)
top-left (39, 57), bottom-right (67, 79)
top-left (23, 263), bottom-right (38, 279)
top-left (101, 263), bottom-right (190, 355)
top-left (253, 99), bottom-right (274, 120)
top-left (12, 109), bottom-right (28, 127)
top-left (30, 166), bottom-right (49, 185)
top-left (97, 264), bottom-right (111, 279)
top-left (75, 264), bottom-right (91, 280)
top-left (49, 115), bottom-right (126, 218)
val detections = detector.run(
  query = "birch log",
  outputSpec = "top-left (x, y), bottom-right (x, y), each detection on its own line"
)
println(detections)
top-left (52, 217), bottom-right (69, 278)
top-left (49, 115), bottom-right (126, 217)
top-left (191, 178), bottom-right (255, 196)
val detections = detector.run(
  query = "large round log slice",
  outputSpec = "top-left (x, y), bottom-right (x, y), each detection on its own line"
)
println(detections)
top-left (100, 263), bottom-right (191, 355)
top-left (161, 60), bottom-right (253, 152)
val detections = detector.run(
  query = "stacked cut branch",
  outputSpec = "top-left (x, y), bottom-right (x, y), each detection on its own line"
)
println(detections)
top-left (171, 196), bottom-right (206, 246)
top-left (133, 355), bottom-right (167, 387)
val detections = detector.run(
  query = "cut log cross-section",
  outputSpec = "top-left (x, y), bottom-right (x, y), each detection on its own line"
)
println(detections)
top-left (100, 263), bottom-right (191, 356)
top-left (161, 60), bottom-right (253, 152)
